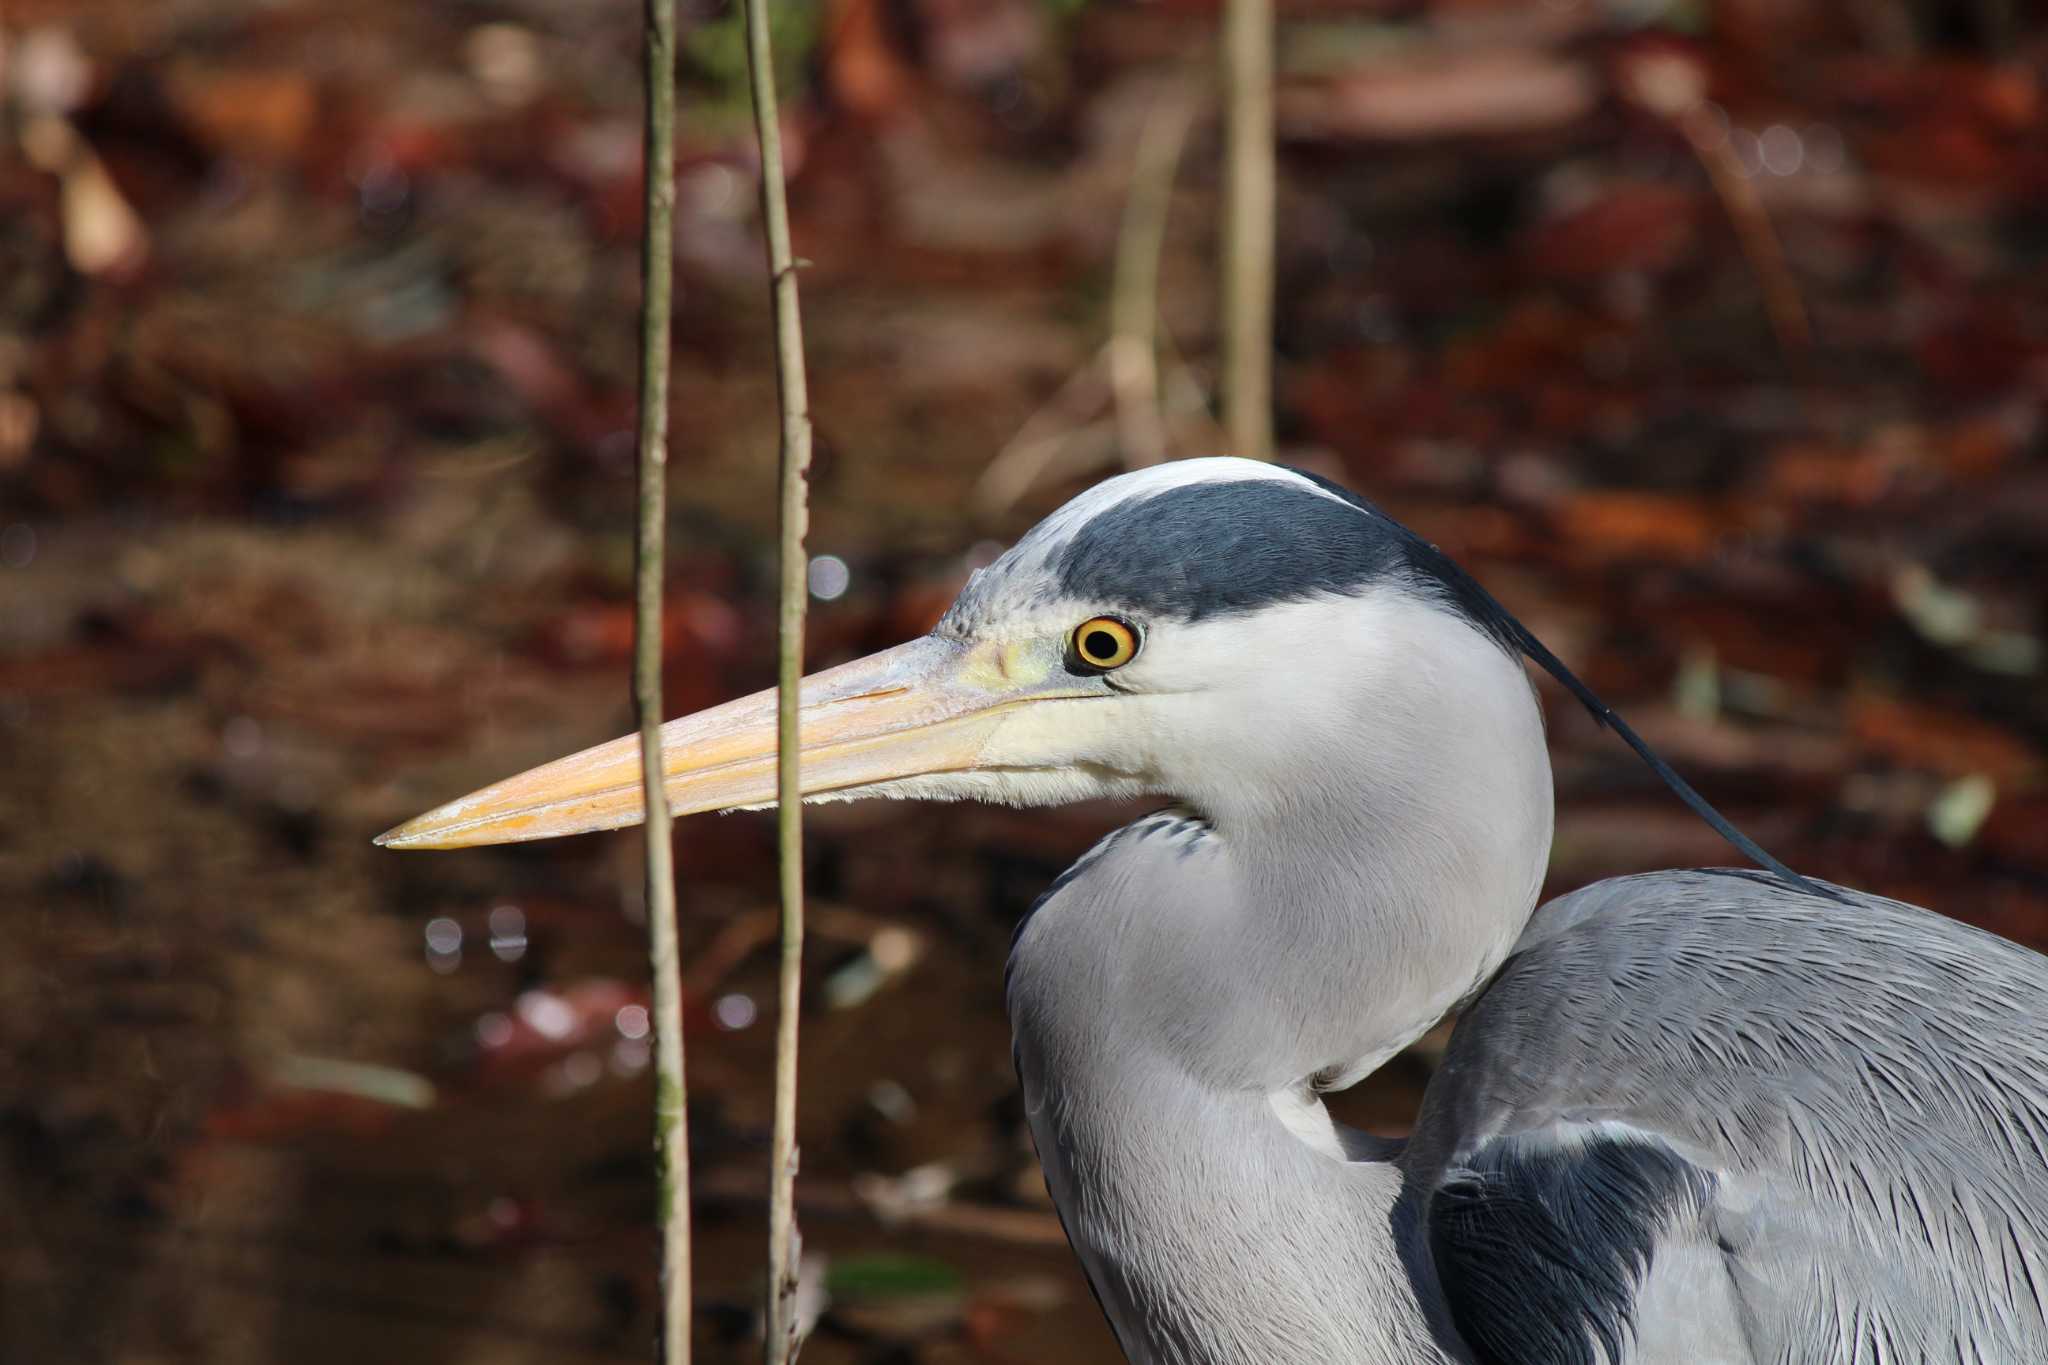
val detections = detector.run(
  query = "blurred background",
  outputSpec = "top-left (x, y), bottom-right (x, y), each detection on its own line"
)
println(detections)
top-left (4, 0), bottom-right (2047, 1360)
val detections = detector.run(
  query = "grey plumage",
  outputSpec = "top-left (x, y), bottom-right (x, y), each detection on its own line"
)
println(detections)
top-left (1413, 872), bottom-right (2048, 1364)
top-left (986, 462), bottom-right (2048, 1363)
top-left (382, 456), bottom-right (2048, 1365)
top-left (1012, 836), bottom-right (2048, 1365)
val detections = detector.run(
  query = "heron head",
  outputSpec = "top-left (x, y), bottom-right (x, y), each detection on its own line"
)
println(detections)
top-left (376, 457), bottom-right (1532, 849)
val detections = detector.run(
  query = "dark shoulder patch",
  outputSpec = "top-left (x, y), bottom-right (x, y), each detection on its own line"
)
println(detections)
top-left (1428, 1136), bottom-right (1716, 1365)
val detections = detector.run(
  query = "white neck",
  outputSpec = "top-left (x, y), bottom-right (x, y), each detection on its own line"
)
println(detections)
top-left (1153, 591), bottom-right (1554, 1088)
top-left (1006, 598), bottom-right (1553, 1363)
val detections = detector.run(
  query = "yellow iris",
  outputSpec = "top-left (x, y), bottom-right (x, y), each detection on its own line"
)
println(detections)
top-left (1071, 616), bottom-right (1139, 671)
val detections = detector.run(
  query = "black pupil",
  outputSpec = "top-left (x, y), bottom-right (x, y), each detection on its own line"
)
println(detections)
top-left (1083, 629), bottom-right (1120, 662)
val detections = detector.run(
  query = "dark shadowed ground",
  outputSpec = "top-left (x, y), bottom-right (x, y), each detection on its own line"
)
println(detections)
top-left (3, 0), bottom-right (2046, 1360)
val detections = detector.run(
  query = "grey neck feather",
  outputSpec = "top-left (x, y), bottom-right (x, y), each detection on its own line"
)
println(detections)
top-left (1008, 598), bottom-right (1554, 1363)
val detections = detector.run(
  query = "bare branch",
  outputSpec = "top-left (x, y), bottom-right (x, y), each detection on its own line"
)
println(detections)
top-left (634, 2), bottom-right (690, 1362)
top-left (1112, 82), bottom-right (1200, 470)
top-left (739, 0), bottom-right (815, 1357)
top-left (1221, 0), bottom-right (1275, 462)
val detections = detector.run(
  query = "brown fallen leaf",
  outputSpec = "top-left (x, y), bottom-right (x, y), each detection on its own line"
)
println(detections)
top-left (824, 0), bottom-right (919, 119)
top-left (1550, 491), bottom-right (1727, 566)
top-left (1980, 797), bottom-right (2048, 867)
top-left (1847, 695), bottom-right (2042, 786)
top-left (163, 65), bottom-right (319, 162)
top-left (1282, 48), bottom-right (1599, 143)
top-left (1521, 183), bottom-right (1704, 281)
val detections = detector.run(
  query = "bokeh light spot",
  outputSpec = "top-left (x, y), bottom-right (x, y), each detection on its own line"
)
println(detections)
top-left (714, 993), bottom-right (757, 1031)
top-left (808, 554), bottom-right (851, 601)
top-left (475, 1012), bottom-right (514, 1049)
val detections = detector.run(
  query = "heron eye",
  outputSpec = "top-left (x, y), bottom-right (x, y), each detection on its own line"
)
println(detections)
top-left (1069, 616), bottom-right (1139, 672)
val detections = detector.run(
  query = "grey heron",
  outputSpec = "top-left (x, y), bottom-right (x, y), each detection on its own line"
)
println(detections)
top-left (380, 457), bottom-right (2048, 1364)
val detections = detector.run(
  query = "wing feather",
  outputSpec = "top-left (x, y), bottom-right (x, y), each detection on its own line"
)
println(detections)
top-left (1412, 870), bottom-right (2048, 1362)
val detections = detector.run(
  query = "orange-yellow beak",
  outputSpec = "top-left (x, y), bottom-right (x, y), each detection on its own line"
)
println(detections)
top-left (374, 634), bottom-right (1080, 850)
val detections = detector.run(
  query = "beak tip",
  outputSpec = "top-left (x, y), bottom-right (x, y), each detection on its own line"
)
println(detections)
top-left (374, 812), bottom-right (454, 850)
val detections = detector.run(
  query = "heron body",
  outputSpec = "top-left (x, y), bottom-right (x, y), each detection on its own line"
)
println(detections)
top-left (382, 458), bottom-right (2048, 1364)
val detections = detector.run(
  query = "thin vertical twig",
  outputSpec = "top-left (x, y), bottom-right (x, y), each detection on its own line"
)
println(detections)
top-left (1220, 0), bottom-right (1275, 462)
top-left (1680, 107), bottom-right (1812, 358)
top-left (971, 78), bottom-right (1206, 518)
top-left (1110, 83), bottom-right (1200, 469)
top-left (634, 1), bottom-right (689, 1362)
top-left (1617, 53), bottom-right (1811, 359)
top-left (740, 0), bottom-right (814, 1358)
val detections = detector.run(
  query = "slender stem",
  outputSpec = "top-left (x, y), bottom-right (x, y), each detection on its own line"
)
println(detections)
top-left (1111, 83), bottom-right (1199, 470)
top-left (1220, 0), bottom-right (1275, 462)
top-left (635, 2), bottom-right (689, 1362)
top-left (741, 1), bottom-right (814, 1359)
top-left (1677, 107), bottom-right (1811, 358)
top-left (1614, 55), bottom-right (1808, 360)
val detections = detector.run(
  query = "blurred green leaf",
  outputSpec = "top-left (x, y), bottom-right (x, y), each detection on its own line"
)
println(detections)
top-left (825, 1252), bottom-right (966, 1300)
top-left (1928, 774), bottom-right (1997, 849)
top-left (685, 0), bottom-right (820, 108)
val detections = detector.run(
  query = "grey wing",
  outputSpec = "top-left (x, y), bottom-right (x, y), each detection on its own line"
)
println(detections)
top-left (1407, 870), bottom-right (2048, 1365)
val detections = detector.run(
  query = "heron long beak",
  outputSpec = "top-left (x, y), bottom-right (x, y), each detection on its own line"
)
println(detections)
top-left (375, 634), bottom-right (1064, 850)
